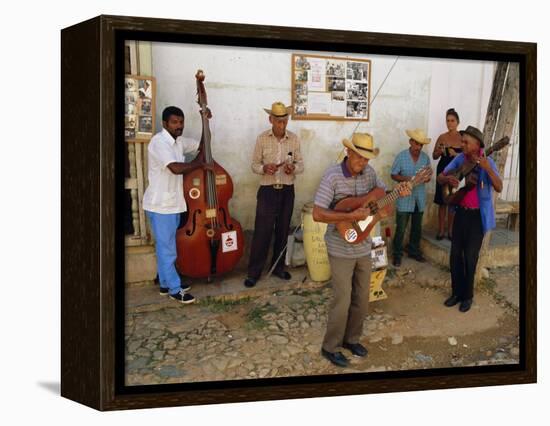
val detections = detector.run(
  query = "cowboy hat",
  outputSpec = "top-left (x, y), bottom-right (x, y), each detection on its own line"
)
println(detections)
top-left (460, 125), bottom-right (485, 147)
top-left (263, 101), bottom-right (293, 117)
top-left (406, 128), bottom-right (431, 145)
top-left (342, 133), bottom-right (379, 160)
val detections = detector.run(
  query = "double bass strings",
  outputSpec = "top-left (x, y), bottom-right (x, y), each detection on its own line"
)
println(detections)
top-left (202, 109), bottom-right (219, 230)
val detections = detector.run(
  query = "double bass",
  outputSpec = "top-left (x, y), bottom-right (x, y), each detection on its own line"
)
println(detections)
top-left (175, 70), bottom-right (244, 280)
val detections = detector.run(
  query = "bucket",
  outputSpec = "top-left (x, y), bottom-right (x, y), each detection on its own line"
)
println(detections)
top-left (302, 202), bottom-right (331, 281)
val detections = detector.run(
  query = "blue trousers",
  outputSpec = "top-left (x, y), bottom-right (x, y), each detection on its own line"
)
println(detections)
top-left (146, 211), bottom-right (181, 295)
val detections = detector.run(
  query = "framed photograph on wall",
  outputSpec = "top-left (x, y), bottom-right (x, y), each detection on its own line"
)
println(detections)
top-left (61, 15), bottom-right (536, 411)
top-left (124, 74), bottom-right (155, 141)
top-left (291, 54), bottom-right (372, 121)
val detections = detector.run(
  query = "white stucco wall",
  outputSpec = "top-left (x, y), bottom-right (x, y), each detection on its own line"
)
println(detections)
top-left (427, 58), bottom-right (495, 158)
top-left (151, 42), bottom-right (495, 230)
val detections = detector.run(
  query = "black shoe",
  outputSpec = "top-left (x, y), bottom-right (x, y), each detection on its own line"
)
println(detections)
top-left (459, 299), bottom-right (472, 312)
top-left (343, 342), bottom-right (368, 357)
top-left (169, 290), bottom-right (196, 304)
top-left (392, 257), bottom-right (401, 267)
top-left (436, 234), bottom-right (444, 241)
top-left (409, 253), bottom-right (427, 262)
top-left (244, 277), bottom-right (258, 288)
top-left (321, 349), bottom-right (349, 368)
top-left (444, 295), bottom-right (460, 307)
top-left (162, 283), bottom-right (190, 296)
top-left (273, 270), bottom-right (291, 280)
top-left (447, 234), bottom-right (453, 241)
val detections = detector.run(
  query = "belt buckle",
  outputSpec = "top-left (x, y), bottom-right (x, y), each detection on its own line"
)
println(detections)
top-left (273, 184), bottom-right (283, 190)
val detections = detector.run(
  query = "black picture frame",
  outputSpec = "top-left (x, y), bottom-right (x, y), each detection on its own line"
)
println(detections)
top-left (61, 14), bottom-right (536, 411)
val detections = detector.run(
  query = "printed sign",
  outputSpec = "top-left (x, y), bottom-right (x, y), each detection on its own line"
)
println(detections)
top-left (222, 230), bottom-right (238, 253)
top-left (371, 245), bottom-right (388, 269)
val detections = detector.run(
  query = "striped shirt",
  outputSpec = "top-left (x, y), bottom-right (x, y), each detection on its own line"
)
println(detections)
top-left (314, 160), bottom-right (386, 258)
top-left (251, 129), bottom-right (304, 186)
top-left (391, 149), bottom-right (431, 212)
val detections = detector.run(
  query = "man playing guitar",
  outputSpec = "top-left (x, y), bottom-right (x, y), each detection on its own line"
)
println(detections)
top-left (436, 126), bottom-right (503, 313)
top-left (312, 133), bottom-right (410, 368)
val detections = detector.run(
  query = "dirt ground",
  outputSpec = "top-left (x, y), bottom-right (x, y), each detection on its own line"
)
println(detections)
top-left (125, 259), bottom-right (519, 385)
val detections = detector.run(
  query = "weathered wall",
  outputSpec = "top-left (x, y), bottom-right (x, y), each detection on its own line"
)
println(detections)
top-left (151, 42), bottom-right (494, 230)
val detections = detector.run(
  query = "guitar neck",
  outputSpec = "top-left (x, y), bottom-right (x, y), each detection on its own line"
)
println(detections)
top-left (376, 179), bottom-right (420, 209)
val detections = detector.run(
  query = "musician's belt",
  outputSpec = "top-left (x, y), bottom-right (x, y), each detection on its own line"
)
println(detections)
top-left (263, 184), bottom-right (293, 190)
top-left (456, 205), bottom-right (480, 211)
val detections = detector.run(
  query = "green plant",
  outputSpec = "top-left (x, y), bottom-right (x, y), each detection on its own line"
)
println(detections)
top-left (246, 304), bottom-right (277, 330)
top-left (198, 296), bottom-right (251, 313)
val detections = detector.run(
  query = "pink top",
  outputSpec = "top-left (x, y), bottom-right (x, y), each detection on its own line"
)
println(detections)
top-left (458, 149), bottom-right (483, 209)
top-left (459, 186), bottom-right (480, 208)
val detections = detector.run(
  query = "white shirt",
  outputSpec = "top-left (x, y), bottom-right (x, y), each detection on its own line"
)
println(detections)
top-left (142, 128), bottom-right (199, 214)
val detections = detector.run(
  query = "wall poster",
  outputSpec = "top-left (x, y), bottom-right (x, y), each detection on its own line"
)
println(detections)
top-left (292, 53), bottom-right (371, 121)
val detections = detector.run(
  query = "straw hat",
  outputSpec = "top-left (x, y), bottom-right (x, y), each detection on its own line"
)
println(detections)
top-left (460, 125), bottom-right (485, 147)
top-left (406, 128), bottom-right (431, 145)
top-left (263, 101), bottom-right (293, 117)
top-left (342, 133), bottom-right (379, 160)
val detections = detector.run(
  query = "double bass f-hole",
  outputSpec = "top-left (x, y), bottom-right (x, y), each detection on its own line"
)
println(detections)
top-left (219, 207), bottom-right (234, 231)
top-left (185, 209), bottom-right (201, 237)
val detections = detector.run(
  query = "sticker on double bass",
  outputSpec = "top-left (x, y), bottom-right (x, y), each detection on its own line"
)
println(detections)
top-left (188, 188), bottom-right (201, 199)
top-left (222, 230), bottom-right (238, 253)
top-left (344, 228), bottom-right (358, 243)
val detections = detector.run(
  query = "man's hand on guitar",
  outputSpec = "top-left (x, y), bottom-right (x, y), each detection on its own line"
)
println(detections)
top-left (423, 167), bottom-right (433, 183)
top-left (396, 182), bottom-right (412, 197)
top-left (349, 207), bottom-right (370, 222)
top-left (445, 175), bottom-right (460, 188)
top-left (477, 156), bottom-right (491, 172)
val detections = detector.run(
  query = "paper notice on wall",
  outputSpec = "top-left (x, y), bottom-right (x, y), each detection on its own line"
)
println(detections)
top-left (307, 58), bottom-right (326, 91)
top-left (330, 100), bottom-right (346, 117)
top-left (307, 92), bottom-right (331, 114)
top-left (222, 230), bottom-right (238, 253)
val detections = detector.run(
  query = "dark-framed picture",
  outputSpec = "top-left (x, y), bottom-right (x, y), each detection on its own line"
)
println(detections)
top-left (61, 15), bottom-right (536, 411)
top-left (291, 53), bottom-right (371, 121)
top-left (124, 74), bottom-right (156, 141)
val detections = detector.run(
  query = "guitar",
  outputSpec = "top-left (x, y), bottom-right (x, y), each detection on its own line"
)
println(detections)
top-left (442, 136), bottom-right (509, 205)
top-left (334, 166), bottom-right (432, 244)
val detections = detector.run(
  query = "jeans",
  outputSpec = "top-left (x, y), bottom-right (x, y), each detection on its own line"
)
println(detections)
top-left (393, 205), bottom-right (423, 258)
top-left (146, 211), bottom-right (181, 295)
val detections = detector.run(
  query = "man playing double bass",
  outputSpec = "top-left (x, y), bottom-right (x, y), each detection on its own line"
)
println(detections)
top-left (437, 126), bottom-right (502, 312)
top-left (312, 133), bottom-right (411, 367)
top-left (143, 106), bottom-right (212, 304)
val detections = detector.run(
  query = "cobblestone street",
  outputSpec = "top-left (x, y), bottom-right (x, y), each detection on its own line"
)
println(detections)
top-left (125, 261), bottom-right (519, 386)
